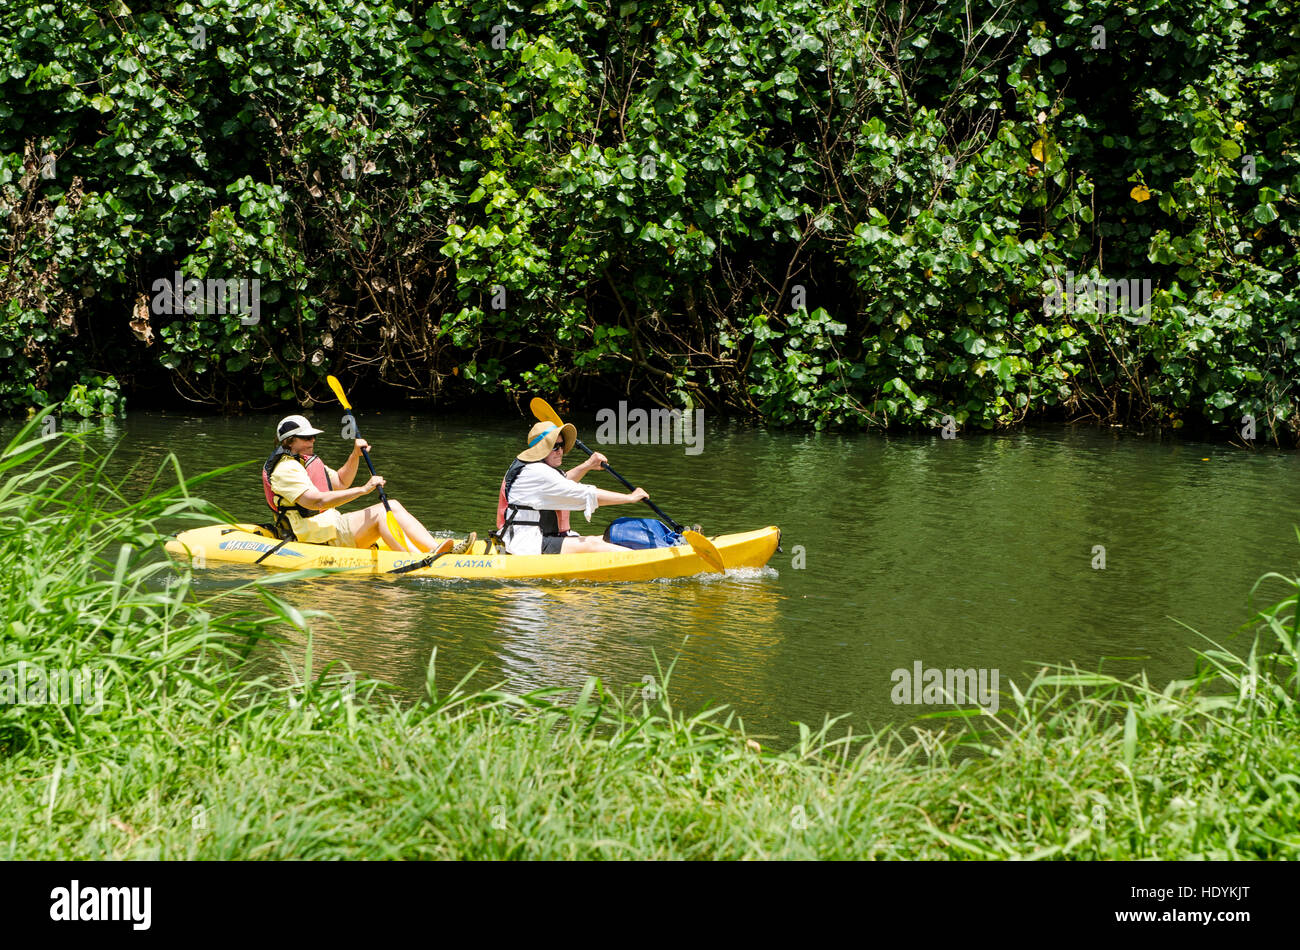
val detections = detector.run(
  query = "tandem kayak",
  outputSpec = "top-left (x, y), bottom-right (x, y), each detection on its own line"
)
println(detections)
top-left (164, 524), bottom-right (781, 582)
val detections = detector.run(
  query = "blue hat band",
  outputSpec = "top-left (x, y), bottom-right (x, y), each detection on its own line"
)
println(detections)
top-left (527, 425), bottom-right (558, 449)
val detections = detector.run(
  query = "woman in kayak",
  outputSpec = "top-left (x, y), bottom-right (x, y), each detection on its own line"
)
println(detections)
top-left (494, 421), bottom-right (649, 555)
top-left (264, 414), bottom-right (473, 555)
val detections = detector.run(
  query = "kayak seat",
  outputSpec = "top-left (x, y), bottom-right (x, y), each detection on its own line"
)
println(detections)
top-left (266, 515), bottom-right (297, 542)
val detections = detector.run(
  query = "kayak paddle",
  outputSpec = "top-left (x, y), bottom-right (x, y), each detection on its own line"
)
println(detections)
top-left (325, 375), bottom-right (418, 555)
top-left (528, 396), bottom-right (726, 572)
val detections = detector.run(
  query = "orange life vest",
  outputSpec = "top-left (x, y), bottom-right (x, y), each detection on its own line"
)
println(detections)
top-left (262, 448), bottom-right (333, 516)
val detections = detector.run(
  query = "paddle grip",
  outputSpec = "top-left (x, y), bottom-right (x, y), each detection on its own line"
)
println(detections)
top-left (573, 437), bottom-right (683, 533)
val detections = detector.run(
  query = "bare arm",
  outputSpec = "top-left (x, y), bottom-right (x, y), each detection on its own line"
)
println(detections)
top-left (567, 451), bottom-right (609, 483)
top-left (514, 465), bottom-right (644, 516)
top-left (334, 440), bottom-right (370, 489)
top-left (594, 486), bottom-right (648, 507)
top-left (566, 455), bottom-right (645, 505)
top-left (296, 475), bottom-right (383, 510)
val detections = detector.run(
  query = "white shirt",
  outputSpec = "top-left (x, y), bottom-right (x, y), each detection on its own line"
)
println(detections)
top-left (502, 462), bottom-right (598, 555)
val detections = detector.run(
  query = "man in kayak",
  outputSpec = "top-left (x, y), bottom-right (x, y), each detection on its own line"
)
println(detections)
top-left (264, 414), bottom-right (474, 555)
top-left (494, 421), bottom-right (649, 555)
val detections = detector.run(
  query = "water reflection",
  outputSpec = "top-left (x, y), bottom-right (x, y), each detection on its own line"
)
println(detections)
top-left (489, 571), bottom-right (784, 701)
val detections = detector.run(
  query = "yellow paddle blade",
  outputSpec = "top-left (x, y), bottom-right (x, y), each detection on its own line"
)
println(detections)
top-left (683, 530), bottom-right (725, 573)
top-left (529, 397), bottom-right (562, 426)
top-left (326, 375), bottom-right (352, 411)
top-left (386, 510), bottom-right (413, 553)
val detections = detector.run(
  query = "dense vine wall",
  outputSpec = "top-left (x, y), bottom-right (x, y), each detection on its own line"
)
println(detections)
top-left (1, 1), bottom-right (1296, 437)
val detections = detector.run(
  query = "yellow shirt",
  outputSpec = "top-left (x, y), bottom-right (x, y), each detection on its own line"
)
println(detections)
top-left (269, 457), bottom-right (353, 546)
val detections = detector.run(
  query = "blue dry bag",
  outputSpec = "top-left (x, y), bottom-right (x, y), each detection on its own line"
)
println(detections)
top-left (603, 517), bottom-right (685, 550)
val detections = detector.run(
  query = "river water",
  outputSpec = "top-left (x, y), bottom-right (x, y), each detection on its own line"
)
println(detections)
top-left (21, 409), bottom-right (1300, 741)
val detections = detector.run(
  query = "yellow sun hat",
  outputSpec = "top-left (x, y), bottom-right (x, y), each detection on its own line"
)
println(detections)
top-left (517, 421), bottom-right (577, 462)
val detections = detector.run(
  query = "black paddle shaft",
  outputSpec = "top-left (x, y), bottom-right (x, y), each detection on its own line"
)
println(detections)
top-left (351, 434), bottom-right (394, 511)
top-left (572, 437), bottom-right (683, 533)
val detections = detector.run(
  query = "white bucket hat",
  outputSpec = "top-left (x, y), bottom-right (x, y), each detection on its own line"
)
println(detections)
top-left (276, 414), bottom-right (324, 442)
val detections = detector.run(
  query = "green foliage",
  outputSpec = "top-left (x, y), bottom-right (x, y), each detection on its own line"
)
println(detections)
top-left (63, 375), bottom-right (124, 417)
top-left (0, 1), bottom-right (1296, 437)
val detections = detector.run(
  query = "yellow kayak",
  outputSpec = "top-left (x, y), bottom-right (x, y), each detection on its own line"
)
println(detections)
top-left (165, 524), bottom-right (781, 581)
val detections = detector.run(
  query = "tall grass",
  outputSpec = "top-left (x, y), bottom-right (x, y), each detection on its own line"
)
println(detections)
top-left (1, 413), bottom-right (1298, 859)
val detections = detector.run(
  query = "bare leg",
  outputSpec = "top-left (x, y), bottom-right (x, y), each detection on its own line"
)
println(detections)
top-left (559, 534), bottom-right (629, 554)
top-left (347, 506), bottom-right (405, 551)
top-left (383, 500), bottom-right (439, 550)
top-left (347, 501), bottom-right (438, 553)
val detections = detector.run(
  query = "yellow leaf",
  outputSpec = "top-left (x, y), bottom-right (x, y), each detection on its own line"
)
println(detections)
top-left (1031, 139), bottom-right (1046, 163)
top-left (1130, 185), bottom-right (1151, 202)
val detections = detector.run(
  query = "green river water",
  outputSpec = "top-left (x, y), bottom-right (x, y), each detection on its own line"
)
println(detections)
top-left (24, 409), bottom-right (1300, 741)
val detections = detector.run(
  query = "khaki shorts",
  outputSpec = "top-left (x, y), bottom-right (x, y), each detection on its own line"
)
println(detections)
top-left (290, 509), bottom-right (356, 547)
top-left (331, 514), bottom-right (357, 548)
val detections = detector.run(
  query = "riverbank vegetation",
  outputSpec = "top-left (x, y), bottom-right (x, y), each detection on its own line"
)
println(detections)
top-left (1, 1), bottom-right (1296, 439)
top-left (3, 422), bottom-right (1298, 859)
